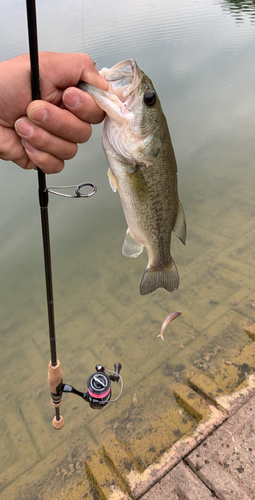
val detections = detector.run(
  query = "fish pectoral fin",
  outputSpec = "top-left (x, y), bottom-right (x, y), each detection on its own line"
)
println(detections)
top-left (107, 168), bottom-right (119, 193)
top-left (140, 260), bottom-right (179, 295)
top-left (173, 201), bottom-right (187, 245)
top-left (122, 228), bottom-right (144, 258)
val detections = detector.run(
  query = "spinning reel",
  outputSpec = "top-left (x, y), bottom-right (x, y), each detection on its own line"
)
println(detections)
top-left (48, 362), bottom-right (123, 428)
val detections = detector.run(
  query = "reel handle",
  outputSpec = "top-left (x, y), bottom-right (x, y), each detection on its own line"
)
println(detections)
top-left (95, 362), bottom-right (122, 382)
top-left (114, 362), bottom-right (122, 374)
top-left (113, 362), bottom-right (122, 380)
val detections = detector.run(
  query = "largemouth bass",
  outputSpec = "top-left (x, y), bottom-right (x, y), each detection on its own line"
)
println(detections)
top-left (78, 60), bottom-right (186, 295)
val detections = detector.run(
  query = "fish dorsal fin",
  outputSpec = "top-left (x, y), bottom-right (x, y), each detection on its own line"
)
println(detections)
top-left (173, 201), bottom-right (186, 245)
top-left (107, 167), bottom-right (119, 192)
top-left (122, 228), bottom-right (144, 258)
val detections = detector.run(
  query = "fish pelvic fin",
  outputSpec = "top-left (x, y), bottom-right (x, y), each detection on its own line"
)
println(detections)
top-left (122, 228), bottom-right (144, 258)
top-left (140, 259), bottom-right (179, 295)
top-left (173, 201), bottom-right (186, 245)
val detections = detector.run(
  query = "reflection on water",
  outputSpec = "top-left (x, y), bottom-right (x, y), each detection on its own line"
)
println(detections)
top-left (0, 0), bottom-right (255, 498)
top-left (220, 0), bottom-right (255, 22)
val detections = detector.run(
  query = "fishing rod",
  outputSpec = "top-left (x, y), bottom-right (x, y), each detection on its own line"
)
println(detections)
top-left (25, 0), bottom-right (122, 429)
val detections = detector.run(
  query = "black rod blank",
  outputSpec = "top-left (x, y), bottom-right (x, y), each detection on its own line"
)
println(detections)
top-left (25, 0), bottom-right (57, 368)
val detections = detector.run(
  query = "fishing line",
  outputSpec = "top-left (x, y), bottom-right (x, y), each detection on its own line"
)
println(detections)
top-left (25, 0), bottom-right (123, 429)
top-left (104, 368), bottom-right (123, 402)
top-left (81, 0), bottom-right (86, 54)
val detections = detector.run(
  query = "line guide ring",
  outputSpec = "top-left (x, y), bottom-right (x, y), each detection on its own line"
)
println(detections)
top-left (45, 182), bottom-right (97, 198)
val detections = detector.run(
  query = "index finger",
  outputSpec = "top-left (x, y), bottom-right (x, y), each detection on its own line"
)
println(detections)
top-left (39, 52), bottom-right (108, 94)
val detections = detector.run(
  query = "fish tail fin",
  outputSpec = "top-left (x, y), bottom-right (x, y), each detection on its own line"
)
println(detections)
top-left (140, 260), bottom-right (179, 295)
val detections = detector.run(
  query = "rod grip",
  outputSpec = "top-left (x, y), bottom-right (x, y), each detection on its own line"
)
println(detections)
top-left (48, 360), bottom-right (64, 429)
top-left (48, 359), bottom-right (63, 393)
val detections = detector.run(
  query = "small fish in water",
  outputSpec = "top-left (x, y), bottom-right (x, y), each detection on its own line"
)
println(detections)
top-left (78, 60), bottom-right (186, 295)
top-left (158, 311), bottom-right (182, 340)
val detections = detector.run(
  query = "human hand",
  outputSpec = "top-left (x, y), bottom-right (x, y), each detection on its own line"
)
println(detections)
top-left (0, 52), bottom-right (108, 173)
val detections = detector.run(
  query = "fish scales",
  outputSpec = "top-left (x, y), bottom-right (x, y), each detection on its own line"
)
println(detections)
top-left (124, 138), bottom-right (178, 264)
top-left (137, 138), bottom-right (179, 294)
top-left (78, 59), bottom-right (186, 295)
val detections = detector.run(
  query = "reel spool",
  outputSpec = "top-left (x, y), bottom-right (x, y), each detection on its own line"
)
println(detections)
top-left (87, 369), bottom-right (112, 409)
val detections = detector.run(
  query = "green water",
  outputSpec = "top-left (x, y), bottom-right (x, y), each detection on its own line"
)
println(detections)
top-left (1, 0), bottom-right (255, 498)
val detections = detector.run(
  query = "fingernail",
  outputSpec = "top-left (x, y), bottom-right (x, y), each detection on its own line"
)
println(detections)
top-left (15, 119), bottom-right (34, 138)
top-left (21, 139), bottom-right (37, 153)
top-left (63, 90), bottom-right (80, 108)
top-left (29, 106), bottom-right (48, 123)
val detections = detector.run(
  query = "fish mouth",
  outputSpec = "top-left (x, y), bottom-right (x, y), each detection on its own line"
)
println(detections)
top-left (100, 59), bottom-right (141, 102)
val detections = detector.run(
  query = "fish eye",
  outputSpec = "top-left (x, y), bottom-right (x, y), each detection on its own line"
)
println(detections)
top-left (144, 91), bottom-right (156, 107)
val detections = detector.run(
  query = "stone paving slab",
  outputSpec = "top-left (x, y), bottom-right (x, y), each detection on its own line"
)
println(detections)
top-left (186, 393), bottom-right (255, 499)
top-left (141, 461), bottom-right (217, 500)
top-left (141, 392), bottom-right (255, 500)
top-left (187, 459), bottom-right (251, 500)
